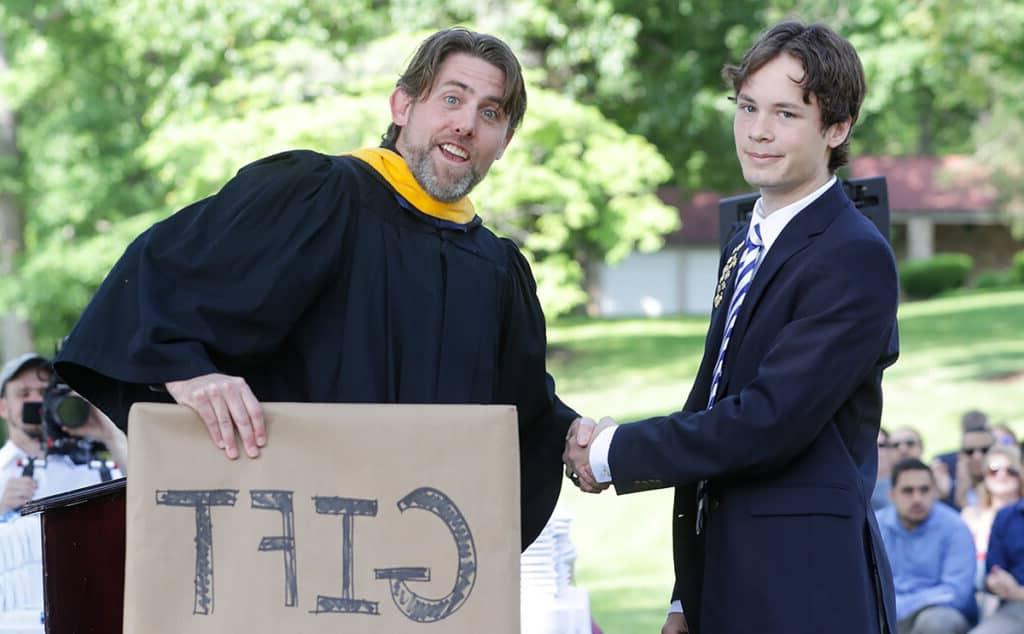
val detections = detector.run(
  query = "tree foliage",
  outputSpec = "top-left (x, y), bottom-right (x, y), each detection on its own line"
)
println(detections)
top-left (478, 90), bottom-right (674, 314)
top-left (1, 0), bottom-right (1022, 351)
top-left (0, 1), bottom-right (676, 349)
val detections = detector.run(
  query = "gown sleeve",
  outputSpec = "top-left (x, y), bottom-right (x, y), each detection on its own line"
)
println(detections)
top-left (495, 239), bottom-right (578, 549)
top-left (55, 150), bottom-right (354, 428)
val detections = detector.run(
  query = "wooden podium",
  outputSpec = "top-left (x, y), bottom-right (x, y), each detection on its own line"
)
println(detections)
top-left (21, 479), bottom-right (126, 634)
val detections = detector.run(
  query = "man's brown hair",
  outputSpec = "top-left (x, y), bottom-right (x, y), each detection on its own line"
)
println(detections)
top-left (723, 21), bottom-right (866, 172)
top-left (382, 27), bottom-right (527, 148)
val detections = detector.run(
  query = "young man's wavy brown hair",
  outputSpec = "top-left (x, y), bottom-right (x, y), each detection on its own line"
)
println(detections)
top-left (723, 21), bottom-right (866, 173)
top-left (381, 27), bottom-right (527, 149)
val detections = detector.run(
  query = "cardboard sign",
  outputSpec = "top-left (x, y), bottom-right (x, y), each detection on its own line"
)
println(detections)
top-left (124, 403), bottom-right (521, 634)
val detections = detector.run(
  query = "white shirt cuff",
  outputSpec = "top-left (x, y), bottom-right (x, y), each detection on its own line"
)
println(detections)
top-left (588, 425), bottom-right (617, 484)
top-left (669, 600), bottom-right (684, 614)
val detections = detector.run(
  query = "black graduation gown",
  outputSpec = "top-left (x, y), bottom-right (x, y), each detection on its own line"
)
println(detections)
top-left (54, 149), bottom-right (576, 549)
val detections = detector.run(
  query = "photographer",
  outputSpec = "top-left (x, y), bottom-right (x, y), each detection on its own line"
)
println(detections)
top-left (0, 353), bottom-right (126, 521)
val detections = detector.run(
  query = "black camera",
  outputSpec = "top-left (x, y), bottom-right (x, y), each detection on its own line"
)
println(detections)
top-left (22, 374), bottom-right (96, 463)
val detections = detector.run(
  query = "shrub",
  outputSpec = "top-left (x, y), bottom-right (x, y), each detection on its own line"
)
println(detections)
top-left (900, 253), bottom-right (973, 299)
top-left (1013, 250), bottom-right (1024, 283)
top-left (974, 269), bottom-right (1015, 289)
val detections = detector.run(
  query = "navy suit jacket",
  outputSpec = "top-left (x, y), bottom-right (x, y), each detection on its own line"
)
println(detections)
top-left (608, 181), bottom-right (899, 633)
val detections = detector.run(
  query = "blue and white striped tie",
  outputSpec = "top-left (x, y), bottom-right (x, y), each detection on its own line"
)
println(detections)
top-left (697, 223), bottom-right (763, 535)
top-left (706, 223), bottom-right (764, 409)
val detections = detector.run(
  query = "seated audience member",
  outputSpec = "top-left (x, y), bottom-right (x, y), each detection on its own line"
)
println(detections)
top-left (892, 426), bottom-right (926, 462)
top-left (879, 458), bottom-right (978, 634)
top-left (961, 446), bottom-right (1023, 571)
top-left (934, 411), bottom-right (993, 511)
top-left (971, 495), bottom-right (1024, 633)
top-left (961, 445), bottom-right (1023, 616)
top-left (956, 427), bottom-right (997, 511)
top-left (874, 426), bottom-right (896, 511)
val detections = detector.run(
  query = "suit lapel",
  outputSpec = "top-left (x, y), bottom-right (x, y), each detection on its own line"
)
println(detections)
top-left (718, 181), bottom-right (847, 391)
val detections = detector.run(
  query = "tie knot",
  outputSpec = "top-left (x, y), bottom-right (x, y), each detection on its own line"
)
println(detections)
top-left (746, 223), bottom-right (763, 249)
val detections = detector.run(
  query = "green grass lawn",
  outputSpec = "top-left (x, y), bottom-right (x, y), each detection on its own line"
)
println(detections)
top-left (547, 287), bottom-right (1024, 632)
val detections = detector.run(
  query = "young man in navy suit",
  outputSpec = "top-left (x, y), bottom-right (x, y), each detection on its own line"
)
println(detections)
top-left (564, 21), bottom-right (899, 634)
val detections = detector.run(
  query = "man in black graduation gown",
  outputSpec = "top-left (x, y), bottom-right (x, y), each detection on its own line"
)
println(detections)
top-left (54, 27), bottom-right (577, 549)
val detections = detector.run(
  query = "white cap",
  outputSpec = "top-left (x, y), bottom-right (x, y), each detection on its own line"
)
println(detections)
top-left (0, 353), bottom-right (49, 395)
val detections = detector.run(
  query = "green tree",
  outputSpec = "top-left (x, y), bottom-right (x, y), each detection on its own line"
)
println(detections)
top-left (478, 90), bottom-right (675, 315)
top-left (570, 0), bottom-right (996, 191)
top-left (960, 3), bottom-right (1024, 237)
top-left (600, 0), bottom-right (764, 192)
top-left (0, 3), bottom-right (678, 349)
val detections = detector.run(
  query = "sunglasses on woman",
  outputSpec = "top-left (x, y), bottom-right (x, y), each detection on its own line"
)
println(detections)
top-left (987, 464), bottom-right (1021, 477)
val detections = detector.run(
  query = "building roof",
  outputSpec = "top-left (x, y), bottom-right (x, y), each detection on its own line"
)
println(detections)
top-left (848, 155), bottom-right (998, 216)
top-left (661, 155), bottom-right (1001, 246)
top-left (658, 188), bottom-right (723, 246)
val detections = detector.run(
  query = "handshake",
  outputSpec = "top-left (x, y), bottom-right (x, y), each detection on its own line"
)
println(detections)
top-left (561, 416), bottom-right (618, 494)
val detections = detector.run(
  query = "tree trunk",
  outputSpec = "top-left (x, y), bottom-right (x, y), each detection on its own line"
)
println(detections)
top-left (582, 253), bottom-right (602, 317)
top-left (0, 32), bottom-right (35, 359)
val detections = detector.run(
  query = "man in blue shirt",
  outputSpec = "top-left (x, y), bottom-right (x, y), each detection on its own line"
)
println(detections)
top-left (878, 458), bottom-right (977, 633)
top-left (972, 500), bottom-right (1024, 632)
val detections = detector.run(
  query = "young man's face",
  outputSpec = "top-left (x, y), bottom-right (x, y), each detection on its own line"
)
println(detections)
top-left (390, 52), bottom-right (514, 202)
top-left (0, 366), bottom-right (50, 451)
top-left (890, 468), bottom-right (936, 529)
top-left (732, 53), bottom-right (851, 212)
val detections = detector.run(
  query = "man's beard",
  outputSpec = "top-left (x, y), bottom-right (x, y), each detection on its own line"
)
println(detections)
top-left (405, 145), bottom-right (481, 202)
